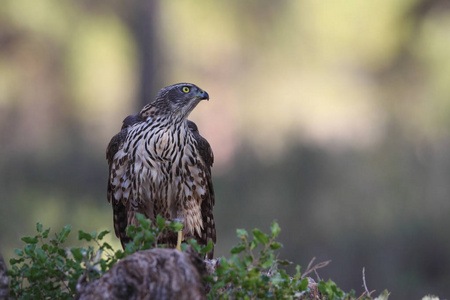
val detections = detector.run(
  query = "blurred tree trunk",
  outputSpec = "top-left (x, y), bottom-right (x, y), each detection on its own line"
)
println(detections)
top-left (126, 0), bottom-right (164, 107)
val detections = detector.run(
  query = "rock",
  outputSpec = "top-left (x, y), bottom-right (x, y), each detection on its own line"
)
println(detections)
top-left (76, 247), bottom-right (206, 300)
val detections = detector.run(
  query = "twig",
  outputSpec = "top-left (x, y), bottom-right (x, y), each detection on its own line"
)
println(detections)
top-left (314, 269), bottom-right (322, 282)
top-left (360, 267), bottom-right (376, 298)
top-left (301, 257), bottom-right (331, 279)
top-left (306, 257), bottom-right (316, 273)
top-left (356, 291), bottom-right (367, 300)
top-left (362, 267), bottom-right (370, 295)
top-left (55, 264), bottom-right (71, 292)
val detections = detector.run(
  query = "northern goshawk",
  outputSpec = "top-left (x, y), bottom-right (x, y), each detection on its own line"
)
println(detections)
top-left (106, 83), bottom-right (216, 258)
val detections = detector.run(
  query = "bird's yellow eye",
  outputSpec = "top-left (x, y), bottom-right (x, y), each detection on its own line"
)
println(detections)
top-left (182, 86), bottom-right (190, 93)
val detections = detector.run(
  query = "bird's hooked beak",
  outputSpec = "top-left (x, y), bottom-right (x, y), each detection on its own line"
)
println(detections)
top-left (199, 90), bottom-right (210, 101)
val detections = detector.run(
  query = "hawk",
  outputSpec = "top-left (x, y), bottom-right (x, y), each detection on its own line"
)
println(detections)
top-left (106, 83), bottom-right (216, 258)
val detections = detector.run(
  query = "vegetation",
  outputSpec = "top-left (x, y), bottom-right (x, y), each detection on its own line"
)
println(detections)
top-left (6, 216), bottom-right (397, 300)
top-left (205, 222), bottom-right (354, 300)
top-left (8, 223), bottom-right (113, 299)
top-left (7, 214), bottom-right (183, 299)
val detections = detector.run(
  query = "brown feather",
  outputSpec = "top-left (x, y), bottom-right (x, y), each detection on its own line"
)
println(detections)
top-left (188, 120), bottom-right (216, 257)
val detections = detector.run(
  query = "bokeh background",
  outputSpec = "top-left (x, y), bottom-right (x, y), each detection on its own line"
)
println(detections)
top-left (1, 0), bottom-right (450, 298)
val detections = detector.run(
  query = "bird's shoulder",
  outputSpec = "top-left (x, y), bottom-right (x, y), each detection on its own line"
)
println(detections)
top-left (122, 112), bottom-right (144, 129)
top-left (187, 120), bottom-right (214, 168)
top-left (106, 113), bottom-right (145, 165)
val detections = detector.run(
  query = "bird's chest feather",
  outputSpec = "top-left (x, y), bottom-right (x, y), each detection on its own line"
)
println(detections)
top-left (111, 121), bottom-right (208, 239)
top-left (114, 121), bottom-right (207, 233)
top-left (148, 128), bottom-right (176, 161)
top-left (132, 124), bottom-right (181, 184)
top-left (124, 122), bottom-right (204, 198)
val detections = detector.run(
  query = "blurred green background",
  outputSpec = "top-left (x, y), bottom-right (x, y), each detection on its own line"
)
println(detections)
top-left (1, 0), bottom-right (450, 298)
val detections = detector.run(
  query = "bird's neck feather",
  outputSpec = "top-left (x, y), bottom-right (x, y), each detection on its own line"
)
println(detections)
top-left (140, 103), bottom-right (191, 125)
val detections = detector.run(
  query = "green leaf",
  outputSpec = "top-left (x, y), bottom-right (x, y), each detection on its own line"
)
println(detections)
top-left (230, 244), bottom-right (246, 254)
top-left (248, 266), bottom-right (260, 277)
top-left (35, 248), bottom-right (47, 263)
top-left (243, 254), bottom-right (253, 267)
top-left (276, 259), bottom-right (292, 266)
top-left (70, 248), bottom-right (84, 262)
top-left (279, 269), bottom-right (289, 279)
top-left (270, 221), bottom-right (281, 238)
top-left (9, 257), bottom-right (24, 265)
top-left (14, 249), bottom-right (24, 256)
top-left (270, 242), bottom-right (282, 250)
top-left (295, 265), bottom-right (301, 276)
top-left (21, 236), bottom-right (38, 244)
top-left (186, 238), bottom-right (202, 253)
top-left (78, 230), bottom-right (92, 241)
top-left (374, 289), bottom-right (390, 300)
top-left (42, 228), bottom-right (51, 239)
top-left (58, 225), bottom-right (71, 242)
top-left (115, 250), bottom-right (126, 259)
top-left (168, 221), bottom-right (183, 232)
top-left (318, 281), bottom-right (328, 294)
top-left (136, 213), bottom-right (150, 228)
top-left (298, 277), bottom-right (309, 291)
top-left (236, 229), bottom-right (248, 239)
top-left (252, 229), bottom-right (269, 245)
top-left (134, 232), bottom-right (145, 245)
top-left (36, 222), bottom-right (43, 233)
top-left (143, 230), bottom-right (155, 243)
top-left (318, 279), bottom-right (344, 297)
top-left (24, 244), bottom-right (36, 257)
top-left (57, 248), bottom-right (67, 257)
top-left (125, 242), bottom-right (137, 254)
top-left (97, 230), bottom-right (109, 240)
top-left (261, 254), bottom-right (274, 269)
top-left (126, 225), bottom-right (137, 238)
top-left (156, 215), bottom-right (165, 229)
top-left (201, 240), bottom-right (214, 254)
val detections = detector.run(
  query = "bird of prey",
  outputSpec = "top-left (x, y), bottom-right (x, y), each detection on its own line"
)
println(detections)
top-left (106, 83), bottom-right (216, 258)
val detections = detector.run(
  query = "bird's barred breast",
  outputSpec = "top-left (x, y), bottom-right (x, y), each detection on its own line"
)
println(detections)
top-left (111, 120), bottom-right (208, 238)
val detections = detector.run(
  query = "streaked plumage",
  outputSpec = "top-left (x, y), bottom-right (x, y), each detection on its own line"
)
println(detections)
top-left (106, 83), bottom-right (215, 257)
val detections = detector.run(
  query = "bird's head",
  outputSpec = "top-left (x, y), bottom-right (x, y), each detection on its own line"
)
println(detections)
top-left (155, 83), bottom-right (210, 119)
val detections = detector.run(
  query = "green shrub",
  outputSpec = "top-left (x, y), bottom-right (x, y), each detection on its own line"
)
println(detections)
top-left (206, 222), bottom-right (311, 299)
top-left (8, 223), bottom-right (114, 299)
top-left (7, 215), bottom-right (387, 299)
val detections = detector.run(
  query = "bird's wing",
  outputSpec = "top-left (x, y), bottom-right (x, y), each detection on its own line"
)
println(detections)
top-left (106, 113), bottom-right (143, 166)
top-left (187, 120), bottom-right (216, 257)
top-left (187, 120), bottom-right (214, 170)
top-left (106, 113), bottom-right (143, 247)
